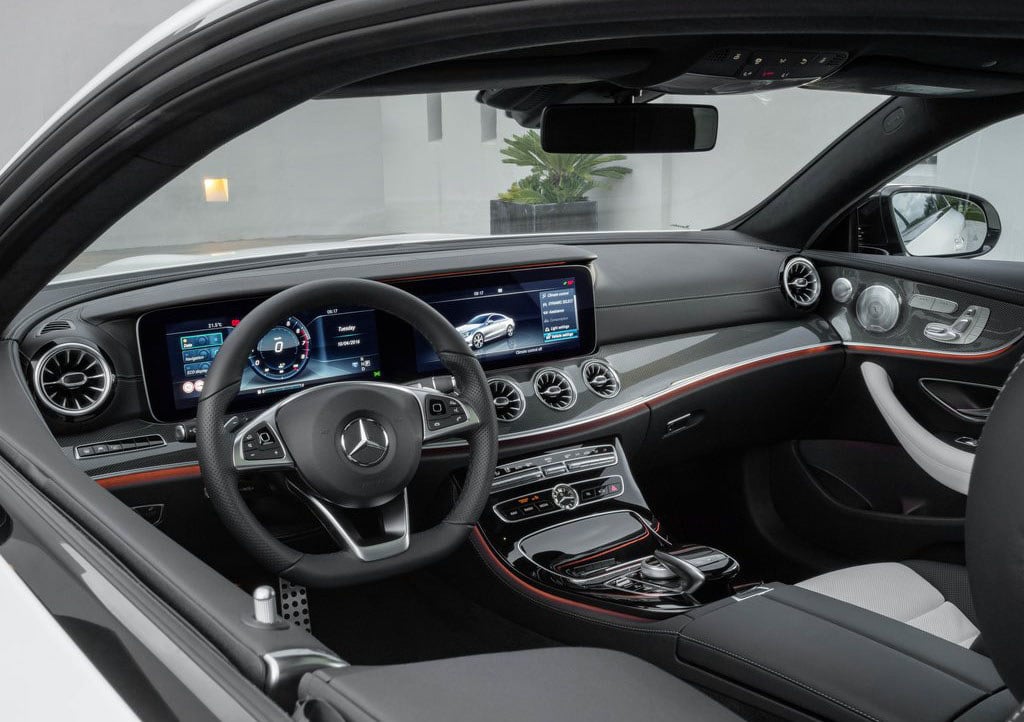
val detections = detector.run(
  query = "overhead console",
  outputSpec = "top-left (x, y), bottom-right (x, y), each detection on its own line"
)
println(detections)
top-left (650, 47), bottom-right (848, 95)
top-left (137, 265), bottom-right (596, 422)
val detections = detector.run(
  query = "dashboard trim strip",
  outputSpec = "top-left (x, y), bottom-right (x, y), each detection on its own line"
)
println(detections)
top-left (844, 340), bottom-right (1018, 360)
top-left (427, 340), bottom-right (842, 450)
top-left (92, 341), bottom-right (842, 487)
top-left (96, 464), bottom-right (201, 489)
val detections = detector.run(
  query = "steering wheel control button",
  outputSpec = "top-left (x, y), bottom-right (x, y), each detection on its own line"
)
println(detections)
top-left (424, 395), bottom-right (470, 432)
top-left (340, 418), bottom-right (390, 467)
top-left (242, 425), bottom-right (285, 461)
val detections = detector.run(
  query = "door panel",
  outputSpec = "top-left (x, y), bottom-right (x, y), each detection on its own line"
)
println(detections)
top-left (766, 256), bottom-right (1024, 564)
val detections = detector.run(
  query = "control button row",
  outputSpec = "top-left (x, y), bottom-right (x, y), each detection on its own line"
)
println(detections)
top-left (492, 475), bottom-right (625, 523)
top-left (425, 395), bottom-right (468, 431)
top-left (76, 434), bottom-right (165, 459)
top-left (242, 425), bottom-right (284, 461)
top-left (493, 445), bottom-right (617, 487)
top-left (736, 52), bottom-right (845, 80)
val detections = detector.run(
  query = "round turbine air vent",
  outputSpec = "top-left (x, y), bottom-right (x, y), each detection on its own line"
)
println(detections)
top-left (33, 342), bottom-right (113, 417)
top-left (781, 257), bottom-right (821, 308)
top-left (488, 377), bottom-right (525, 422)
top-left (533, 368), bottom-right (577, 411)
top-left (581, 359), bottom-right (621, 399)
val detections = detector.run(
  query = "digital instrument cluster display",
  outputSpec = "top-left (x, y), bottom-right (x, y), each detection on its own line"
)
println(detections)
top-left (137, 266), bottom-right (594, 421)
top-left (140, 301), bottom-right (381, 419)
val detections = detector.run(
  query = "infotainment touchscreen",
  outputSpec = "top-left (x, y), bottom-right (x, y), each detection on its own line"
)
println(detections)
top-left (404, 266), bottom-right (595, 374)
top-left (139, 301), bottom-right (380, 419)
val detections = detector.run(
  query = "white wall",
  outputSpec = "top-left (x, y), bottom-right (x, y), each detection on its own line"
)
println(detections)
top-left (0, 0), bottom-right (190, 168)
top-left (91, 88), bottom-right (884, 252)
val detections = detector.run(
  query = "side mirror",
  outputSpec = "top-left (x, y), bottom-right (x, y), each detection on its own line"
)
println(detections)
top-left (880, 186), bottom-right (1001, 258)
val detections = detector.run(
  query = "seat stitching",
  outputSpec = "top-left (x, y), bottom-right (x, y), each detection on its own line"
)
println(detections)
top-left (677, 632), bottom-right (882, 722)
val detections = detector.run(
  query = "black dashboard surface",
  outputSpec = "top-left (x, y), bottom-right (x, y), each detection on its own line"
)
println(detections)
top-left (14, 232), bottom-right (822, 458)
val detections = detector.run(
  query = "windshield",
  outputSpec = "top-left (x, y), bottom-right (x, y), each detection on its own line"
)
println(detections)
top-left (59, 88), bottom-right (885, 281)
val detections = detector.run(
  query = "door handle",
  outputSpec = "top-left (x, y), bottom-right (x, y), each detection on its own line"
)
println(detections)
top-left (861, 362), bottom-right (973, 495)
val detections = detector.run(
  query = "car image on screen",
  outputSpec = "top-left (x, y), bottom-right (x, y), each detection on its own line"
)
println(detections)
top-left (456, 313), bottom-right (516, 350)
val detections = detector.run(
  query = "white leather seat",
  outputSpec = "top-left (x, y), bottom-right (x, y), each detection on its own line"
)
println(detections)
top-left (798, 561), bottom-right (980, 648)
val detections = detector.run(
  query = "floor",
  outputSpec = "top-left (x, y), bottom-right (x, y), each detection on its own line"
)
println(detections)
top-left (306, 568), bottom-right (556, 665)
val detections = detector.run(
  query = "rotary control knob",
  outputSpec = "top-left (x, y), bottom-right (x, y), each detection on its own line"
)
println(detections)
top-left (551, 483), bottom-right (579, 510)
top-left (640, 557), bottom-right (676, 581)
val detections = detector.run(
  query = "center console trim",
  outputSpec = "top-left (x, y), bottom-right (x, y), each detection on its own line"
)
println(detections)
top-left (513, 510), bottom-right (666, 586)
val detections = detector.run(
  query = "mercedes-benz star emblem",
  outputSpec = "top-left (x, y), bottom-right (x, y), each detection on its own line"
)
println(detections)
top-left (340, 418), bottom-right (390, 467)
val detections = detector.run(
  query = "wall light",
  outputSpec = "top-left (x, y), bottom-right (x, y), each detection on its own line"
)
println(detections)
top-left (203, 177), bottom-right (230, 203)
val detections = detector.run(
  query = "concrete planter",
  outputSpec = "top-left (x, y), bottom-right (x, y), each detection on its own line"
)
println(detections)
top-left (490, 199), bottom-right (598, 234)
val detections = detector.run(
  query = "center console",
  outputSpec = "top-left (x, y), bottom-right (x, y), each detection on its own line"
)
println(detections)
top-left (474, 440), bottom-right (1016, 722)
top-left (476, 440), bottom-right (742, 617)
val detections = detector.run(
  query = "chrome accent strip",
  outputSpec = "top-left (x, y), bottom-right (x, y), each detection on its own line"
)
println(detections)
top-left (732, 585), bottom-right (774, 601)
top-left (427, 341), bottom-right (841, 448)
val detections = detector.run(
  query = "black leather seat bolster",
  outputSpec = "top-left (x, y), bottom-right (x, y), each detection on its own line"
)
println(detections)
top-left (674, 585), bottom-right (1008, 722)
top-left (297, 647), bottom-right (741, 722)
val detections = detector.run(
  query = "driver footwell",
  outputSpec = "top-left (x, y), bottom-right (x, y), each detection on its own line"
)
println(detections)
top-left (304, 568), bottom-right (557, 665)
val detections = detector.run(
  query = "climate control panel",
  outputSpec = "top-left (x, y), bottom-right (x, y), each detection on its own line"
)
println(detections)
top-left (493, 475), bottom-right (624, 523)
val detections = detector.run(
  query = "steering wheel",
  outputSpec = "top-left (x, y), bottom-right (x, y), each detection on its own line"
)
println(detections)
top-left (196, 279), bottom-right (498, 587)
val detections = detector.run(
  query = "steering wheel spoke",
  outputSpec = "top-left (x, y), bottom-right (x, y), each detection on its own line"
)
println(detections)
top-left (231, 407), bottom-right (294, 473)
top-left (290, 484), bottom-right (410, 562)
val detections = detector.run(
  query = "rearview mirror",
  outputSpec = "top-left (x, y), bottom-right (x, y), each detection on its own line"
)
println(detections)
top-left (881, 186), bottom-right (1001, 257)
top-left (540, 104), bottom-right (718, 154)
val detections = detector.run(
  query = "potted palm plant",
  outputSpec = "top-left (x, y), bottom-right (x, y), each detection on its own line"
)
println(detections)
top-left (491, 130), bottom-right (631, 234)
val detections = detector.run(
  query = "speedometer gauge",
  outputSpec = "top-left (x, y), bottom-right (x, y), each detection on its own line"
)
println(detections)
top-left (248, 317), bottom-right (311, 381)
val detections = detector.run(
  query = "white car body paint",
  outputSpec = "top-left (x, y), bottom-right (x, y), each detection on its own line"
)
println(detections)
top-left (0, 554), bottom-right (139, 721)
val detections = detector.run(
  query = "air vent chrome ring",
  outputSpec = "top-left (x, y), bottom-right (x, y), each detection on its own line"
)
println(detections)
top-left (581, 359), bottom-right (621, 399)
top-left (781, 257), bottom-right (821, 308)
top-left (32, 342), bottom-right (113, 417)
top-left (487, 377), bottom-right (525, 422)
top-left (532, 368), bottom-right (577, 411)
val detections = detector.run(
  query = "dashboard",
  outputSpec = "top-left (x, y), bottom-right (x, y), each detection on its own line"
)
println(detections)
top-left (136, 266), bottom-right (596, 421)
top-left (31, 234), bottom-right (1024, 495)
